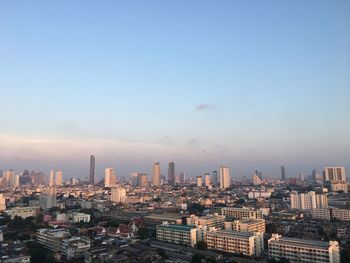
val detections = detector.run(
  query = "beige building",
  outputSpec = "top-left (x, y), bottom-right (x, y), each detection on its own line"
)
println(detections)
top-left (56, 170), bottom-right (63, 186)
top-left (152, 162), bottom-right (160, 186)
top-left (323, 167), bottom-right (348, 193)
top-left (204, 173), bottom-right (211, 187)
top-left (104, 168), bottom-right (116, 188)
top-left (332, 208), bottom-right (350, 221)
top-left (219, 166), bottom-right (230, 189)
top-left (187, 214), bottom-right (225, 228)
top-left (206, 230), bottom-right (264, 256)
top-left (268, 234), bottom-right (340, 263)
top-left (10, 206), bottom-right (39, 219)
top-left (110, 187), bottom-right (126, 203)
top-left (311, 208), bottom-right (331, 221)
top-left (222, 207), bottom-right (263, 220)
top-left (225, 219), bottom-right (265, 233)
top-left (156, 222), bottom-right (197, 247)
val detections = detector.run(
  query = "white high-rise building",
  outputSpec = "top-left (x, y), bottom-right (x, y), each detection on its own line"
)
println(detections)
top-left (104, 168), bottom-right (116, 188)
top-left (323, 167), bottom-right (348, 193)
top-left (49, 170), bottom-right (55, 187)
top-left (111, 188), bottom-right (126, 203)
top-left (56, 170), bottom-right (63, 186)
top-left (219, 166), bottom-right (230, 189)
top-left (290, 191), bottom-right (328, 210)
top-left (152, 162), bottom-right (160, 186)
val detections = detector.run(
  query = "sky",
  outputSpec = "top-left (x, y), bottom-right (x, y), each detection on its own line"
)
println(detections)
top-left (0, 1), bottom-right (349, 180)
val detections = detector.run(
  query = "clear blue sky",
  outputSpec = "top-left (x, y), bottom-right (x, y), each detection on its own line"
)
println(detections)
top-left (0, 0), bottom-right (349, 179)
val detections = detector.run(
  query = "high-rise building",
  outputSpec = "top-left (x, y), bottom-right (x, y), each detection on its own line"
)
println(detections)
top-left (211, 170), bottom-right (218, 186)
top-left (219, 166), bottom-right (230, 189)
top-left (290, 191), bottom-right (328, 210)
top-left (104, 168), bottom-right (116, 188)
top-left (168, 162), bottom-right (175, 185)
top-left (281, 165), bottom-right (286, 181)
top-left (111, 188), bottom-right (126, 203)
top-left (55, 170), bottom-right (63, 186)
top-left (130, 172), bottom-right (139, 187)
top-left (196, 176), bottom-right (202, 187)
top-left (204, 173), bottom-right (211, 187)
top-left (49, 170), bottom-right (55, 187)
top-left (323, 167), bottom-right (347, 193)
top-left (152, 162), bottom-right (160, 186)
top-left (138, 173), bottom-right (148, 187)
top-left (89, 155), bottom-right (95, 185)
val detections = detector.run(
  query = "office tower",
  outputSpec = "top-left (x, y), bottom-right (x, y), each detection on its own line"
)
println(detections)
top-left (280, 165), bottom-right (286, 181)
top-left (49, 170), bottom-right (55, 187)
top-left (204, 173), bottom-right (211, 187)
top-left (219, 166), bottom-right (230, 189)
top-left (55, 170), bottom-right (63, 186)
top-left (300, 172), bottom-right (305, 182)
top-left (152, 162), bottom-right (160, 186)
top-left (4, 170), bottom-right (15, 187)
top-left (196, 176), bottom-right (202, 187)
top-left (253, 170), bottom-right (262, 186)
top-left (211, 170), bottom-right (218, 186)
top-left (111, 188), bottom-right (126, 203)
top-left (290, 191), bottom-right (328, 210)
top-left (130, 172), bottom-right (139, 187)
top-left (104, 168), bottom-right (116, 188)
top-left (89, 155), bottom-right (95, 185)
top-left (323, 167), bottom-right (347, 193)
top-left (138, 173), bottom-right (148, 187)
top-left (178, 172), bottom-right (185, 183)
top-left (168, 161), bottom-right (175, 185)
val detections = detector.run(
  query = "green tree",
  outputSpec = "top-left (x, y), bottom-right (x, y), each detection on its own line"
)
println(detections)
top-left (196, 241), bottom-right (207, 250)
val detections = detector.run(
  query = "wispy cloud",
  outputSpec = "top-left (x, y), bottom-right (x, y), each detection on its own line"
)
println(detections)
top-left (196, 104), bottom-right (217, 111)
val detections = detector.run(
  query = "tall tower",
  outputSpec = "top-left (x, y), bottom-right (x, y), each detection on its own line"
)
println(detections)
top-left (152, 162), bottom-right (161, 186)
top-left (281, 165), bottom-right (286, 181)
top-left (49, 170), bottom-right (55, 187)
top-left (168, 161), bottom-right (175, 185)
top-left (219, 166), bottom-right (230, 189)
top-left (55, 170), bottom-right (63, 186)
top-left (89, 155), bottom-right (95, 185)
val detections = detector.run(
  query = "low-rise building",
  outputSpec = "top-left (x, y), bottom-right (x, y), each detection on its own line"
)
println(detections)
top-left (224, 219), bottom-right (265, 233)
top-left (187, 213), bottom-right (225, 228)
top-left (36, 228), bottom-right (70, 252)
top-left (61, 236), bottom-right (91, 259)
top-left (332, 208), bottom-right (350, 221)
top-left (206, 230), bottom-right (264, 256)
top-left (311, 208), bottom-right (331, 221)
top-left (221, 207), bottom-right (263, 220)
top-left (156, 222), bottom-right (197, 247)
top-left (268, 234), bottom-right (340, 263)
top-left (10, 206), bottom-right (39, 219)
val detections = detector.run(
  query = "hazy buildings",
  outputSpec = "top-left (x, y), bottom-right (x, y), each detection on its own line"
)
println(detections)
top-left (168, 162), bottom-right (175, 185)
top-left (253, 170), bottom-right (262, 186)
top-left (268, 234), bottom-right (340, 263)
top-left (89, 155), bottom-right (95, 185)
top-left (204, 173), bottom-right (211, 187)
top-left (178, 172), bottom-right (185, 183)
top-left (196, 176), bottom-right (202, 187)
top-left (138, 173), bottom-right (148, 187)
top-left (152, 162), bottom-right (160, 186)
top-left (211, 170), bottom-right (218, 186)
top-left (219, 166), bottom-right (230, 189)
top-left (104, 168), bottom-right (116, 188)
top-left (3, 170), bottom-right (19, 188)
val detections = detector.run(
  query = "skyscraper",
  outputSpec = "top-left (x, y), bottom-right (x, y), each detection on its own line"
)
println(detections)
top-left (281, 165), bottom-right (286, 181)
top-left (49, 170), bottom-right (55, 187)
top-left (196, 176), bottom-right (202, 187)
top-left (219, 166), bottom-right (230, 189)
top-left (104, 168), bottom-right (116, 188)
top-left (89, 155), bottom-right (95, 185)
top-left (211, 170), bottom-right (218, 187)
top-left (152, 162), bottom-right (160, 186)
top-left (168, 161), bottom-right (175, 185)
top-left (55, 170), bottom-right (63, 186)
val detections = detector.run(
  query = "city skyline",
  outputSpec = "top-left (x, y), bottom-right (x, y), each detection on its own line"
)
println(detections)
top-left (1, 1), bottom-right (349, 178)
